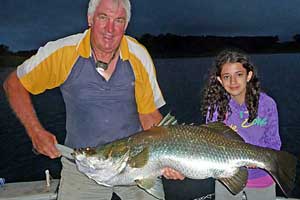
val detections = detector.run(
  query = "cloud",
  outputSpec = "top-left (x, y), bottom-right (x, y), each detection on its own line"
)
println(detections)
top-left (1, 0), bottom-right (300, 51)
top-left (0, 0), bottom-right (88, 51)
top-left (128, 0), bottom-right (300, 40)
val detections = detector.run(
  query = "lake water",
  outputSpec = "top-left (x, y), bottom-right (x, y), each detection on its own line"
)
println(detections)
top-left (0, 53), bottom-right (299, 197)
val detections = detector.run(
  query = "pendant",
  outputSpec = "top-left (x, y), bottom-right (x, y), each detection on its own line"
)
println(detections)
top-left (96, 60), bottom-right (109, 71)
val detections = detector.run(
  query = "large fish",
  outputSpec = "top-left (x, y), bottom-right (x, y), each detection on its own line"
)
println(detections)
top-left (72, 115), bottom-right (297, 200)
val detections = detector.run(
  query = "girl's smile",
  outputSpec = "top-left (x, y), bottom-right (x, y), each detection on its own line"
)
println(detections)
top-left (217, 62), bottom-right (253, 104)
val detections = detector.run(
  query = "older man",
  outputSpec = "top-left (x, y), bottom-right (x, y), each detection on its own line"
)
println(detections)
top-left (3, 0), bottom-right (183, 199)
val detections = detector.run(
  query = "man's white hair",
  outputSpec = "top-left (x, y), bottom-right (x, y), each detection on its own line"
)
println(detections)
top-left (88, 0), bottom-right (131, 23)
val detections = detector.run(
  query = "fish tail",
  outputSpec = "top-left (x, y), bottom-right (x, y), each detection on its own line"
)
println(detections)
top-left (267, 150), bottom-right (297, 197)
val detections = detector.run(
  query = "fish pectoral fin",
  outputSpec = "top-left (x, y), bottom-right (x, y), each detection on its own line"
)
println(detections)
top-left (135, 178), bottom-right (165, 200)
top-left (128, 147), bottom-right (149, 168)
top-left (114, 148), bottom-right (130, 173)
top-left (218, 167), bottom-right (248, 195)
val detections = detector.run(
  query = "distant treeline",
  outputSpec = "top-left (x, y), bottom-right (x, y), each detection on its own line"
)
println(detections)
top-left (138, 33), bottom-right (300, 58)
top-left (1, 34), bottom-right (300, 67)
top-left (0, 45), bottom-right (37, 67)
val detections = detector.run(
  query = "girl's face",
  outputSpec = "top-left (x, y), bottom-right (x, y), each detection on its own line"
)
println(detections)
top-left (217, 62), bottom-right (253, 104)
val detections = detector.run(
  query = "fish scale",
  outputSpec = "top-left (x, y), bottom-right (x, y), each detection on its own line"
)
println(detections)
top-left (74, 122), bottom-right (297, 200)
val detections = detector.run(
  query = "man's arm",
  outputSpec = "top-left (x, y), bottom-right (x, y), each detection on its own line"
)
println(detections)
top-left (3, 71), bottom-right (60, 159)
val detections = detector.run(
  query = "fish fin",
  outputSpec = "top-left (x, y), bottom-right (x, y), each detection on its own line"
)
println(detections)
top-left (157, 112), bottom-right (178, 126)
top-left (218, 166), bottom-right (248, 195)
top-left (115, 148), bottom-right (130, 173)
top-left (266, 150), bottom-right (297, 197)
top-left (128, 147), bottom-right (149, 168)
top-left (136, 178), bottom-right (165, 200)
top-left (103, 141), bottom-right (130, 173)
top-left (203, 122), bottom-right (244, 141)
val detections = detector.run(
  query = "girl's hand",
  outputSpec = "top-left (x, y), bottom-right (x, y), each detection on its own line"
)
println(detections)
top-left (162, 167), bottom-right (185, 180)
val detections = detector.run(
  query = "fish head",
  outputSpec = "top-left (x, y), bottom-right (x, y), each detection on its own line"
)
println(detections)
top-left (73, 140), bottom-right (130, 185)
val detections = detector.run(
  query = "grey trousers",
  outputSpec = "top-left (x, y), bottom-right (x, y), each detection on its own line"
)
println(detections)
top-left (215, 180), bottom-right (276, 200)
top-left (57, 157), bottom-right (161, 200)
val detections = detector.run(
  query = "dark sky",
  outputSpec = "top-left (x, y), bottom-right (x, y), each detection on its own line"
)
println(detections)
top-left (1, 0), bottom-right (300, 51)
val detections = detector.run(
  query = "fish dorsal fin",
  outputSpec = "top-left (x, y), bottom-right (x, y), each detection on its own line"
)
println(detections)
top-left (203, 122), bottom-right (244, 141)
top-left (135, 178), bottom-right (165, 200)
top-left (218, 166), bottom-right (248, 195)
top-left (157, 112), bottom-right (178, 126)
top-left (128, 147), bottom-right (149, 168)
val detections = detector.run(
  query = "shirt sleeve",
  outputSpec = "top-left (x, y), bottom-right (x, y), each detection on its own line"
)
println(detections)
top-left (16, 40), bottom-right (79, 94)
top-left (261, 97), bottom-right (281, 150)
top-left (125, 37), bottom-right (165, 114)
top-left (135, 58), bottom-right (165, 114)
top-left (205, 107), bottom-right (219, 124)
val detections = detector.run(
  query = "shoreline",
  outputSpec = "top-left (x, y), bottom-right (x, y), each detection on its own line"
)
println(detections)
top-left (1, 51), bottom-right (300, 69)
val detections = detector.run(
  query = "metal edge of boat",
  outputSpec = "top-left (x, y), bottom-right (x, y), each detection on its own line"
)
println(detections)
top-left (1, 179), bottom-right (299, 200)
top-left (0, 168), bottom-right (299, 200)
top-left (0, 179), bottom-right (59, 200)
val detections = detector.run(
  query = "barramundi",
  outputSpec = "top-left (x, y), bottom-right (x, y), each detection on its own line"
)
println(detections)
top-left (71, 115), bottom-right (297, 200)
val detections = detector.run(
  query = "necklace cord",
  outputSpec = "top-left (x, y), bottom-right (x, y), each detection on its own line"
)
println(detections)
top-left (92, 48), bottom-right (117, 71)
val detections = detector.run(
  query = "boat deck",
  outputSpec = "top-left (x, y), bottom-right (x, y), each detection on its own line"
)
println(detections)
top-left (0, 179), bottom-right (299, 200)
top-left (0, 179), bottom-right (59, 200)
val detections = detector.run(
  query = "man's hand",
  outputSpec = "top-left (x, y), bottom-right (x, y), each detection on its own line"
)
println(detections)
top-left (31, 128), bottom-right (61, 159)
top-left (139, 109), bottom-right (163, 130)
top-left (162, 167), bottom-right (185, 180)
top-left (3, 71), bottom-right (60, 159)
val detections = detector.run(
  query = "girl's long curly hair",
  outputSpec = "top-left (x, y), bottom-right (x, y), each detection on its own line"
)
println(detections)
top-left (202, 49), bottom-right (260, 123)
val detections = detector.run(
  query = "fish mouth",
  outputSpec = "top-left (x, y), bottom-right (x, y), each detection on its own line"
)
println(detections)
top-left (73, 147), bottom-right (97, 157)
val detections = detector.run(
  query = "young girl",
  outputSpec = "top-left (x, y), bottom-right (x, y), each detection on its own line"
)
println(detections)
top-left (202, 49), bottom-right (281, 200)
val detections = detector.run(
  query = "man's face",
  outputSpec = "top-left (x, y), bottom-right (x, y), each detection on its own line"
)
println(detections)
top-left (88, 0), bottom-right (127, 54)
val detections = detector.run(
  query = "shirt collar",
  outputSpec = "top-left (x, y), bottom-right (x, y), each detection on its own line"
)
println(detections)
top-left (229, 98), bottom-right (247, 111)
top-left (76, 29), bottom-right (91, 58)
top-left (119, 35), bottom-right (129, 61)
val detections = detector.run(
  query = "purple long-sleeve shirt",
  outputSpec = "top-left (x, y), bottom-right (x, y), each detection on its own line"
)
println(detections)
top-left (207, 92), bottom-right (281, 188)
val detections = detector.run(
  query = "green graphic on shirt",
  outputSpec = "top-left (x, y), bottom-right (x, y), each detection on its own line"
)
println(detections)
top-left (239, 111), bottom-right (268, 128)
